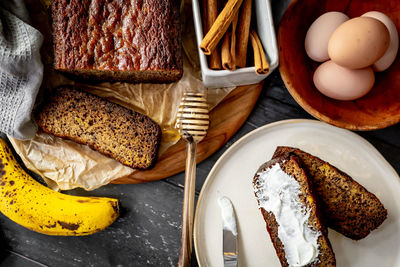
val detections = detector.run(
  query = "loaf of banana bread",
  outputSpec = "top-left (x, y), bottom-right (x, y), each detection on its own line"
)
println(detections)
top-left (273, 146), bottom-right (387, 240)
top-left (253, 155), bottom-right (336, 267)
top-left (37, 87), bottom-right (161, 170)
top-left (51, 0), bottom-right (183, 83)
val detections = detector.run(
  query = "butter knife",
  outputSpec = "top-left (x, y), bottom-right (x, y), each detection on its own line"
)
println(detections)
top-left (218, 196), bottom-right (238, 267)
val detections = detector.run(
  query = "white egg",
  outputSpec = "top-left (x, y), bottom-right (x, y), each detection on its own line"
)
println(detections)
top-left (313, 60), bottom-right (375, 101)
top-left (305, 12), bottom-right (349, 62)
top-left (362, 11), bottom-right (399, 72)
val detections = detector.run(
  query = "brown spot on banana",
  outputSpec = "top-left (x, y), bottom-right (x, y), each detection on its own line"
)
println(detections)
top-left (45, 222), bottom-right (57, 229)
top-left (0, 159), bottom-right (5, 178)
top-left (111, 201), bottom-right (120, 216)
top-left (76, 200), bottom-right (90, 203)
top-left (57, 221), bottom-right (80, 230)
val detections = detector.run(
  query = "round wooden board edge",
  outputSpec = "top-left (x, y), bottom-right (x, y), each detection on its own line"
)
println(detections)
top-left (111, 82), bottom-right (264, 184)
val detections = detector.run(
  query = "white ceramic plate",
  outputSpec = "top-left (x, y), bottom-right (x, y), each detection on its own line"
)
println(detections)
top-left (194, 119), bottom-right (400, 267)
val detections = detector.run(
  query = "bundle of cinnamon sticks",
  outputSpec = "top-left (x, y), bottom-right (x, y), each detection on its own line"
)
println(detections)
top-left (200, 0), bottom-right (269, 75)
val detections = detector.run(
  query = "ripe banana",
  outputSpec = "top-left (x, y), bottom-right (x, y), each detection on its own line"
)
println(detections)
top-left (0, 138), bottom-right (119, 236)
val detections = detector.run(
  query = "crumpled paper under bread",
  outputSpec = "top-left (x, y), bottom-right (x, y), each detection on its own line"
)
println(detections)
top-left (9, 0), bottom-right (235, 191)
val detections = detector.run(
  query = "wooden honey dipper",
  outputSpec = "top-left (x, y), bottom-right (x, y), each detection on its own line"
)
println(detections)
top-left (176, 92), bottom-right (209, 267)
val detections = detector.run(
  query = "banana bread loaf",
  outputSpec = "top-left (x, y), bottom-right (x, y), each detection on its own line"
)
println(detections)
top-left (273, 146), bottom-right (387, 240)
top-left (51, 0), bottom-right (183, 83)
top-left (37, 87), bottom-right (161, 170)
top-left (253, 155), bottom-right (336, 267)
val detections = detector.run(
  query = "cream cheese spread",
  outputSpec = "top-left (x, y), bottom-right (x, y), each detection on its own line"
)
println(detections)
top-left (218, 196), bottom-right (237, 236)
top-left (254, 162), bottom-right (321, 266)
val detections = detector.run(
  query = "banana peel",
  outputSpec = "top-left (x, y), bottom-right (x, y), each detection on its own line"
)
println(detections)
top-left (0, 138), bottom-right (119, 236)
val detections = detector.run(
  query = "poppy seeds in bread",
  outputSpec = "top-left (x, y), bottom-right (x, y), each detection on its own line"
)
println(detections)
top-left (37, 87), bottom-right (161, 170)
top-left (273, 146), bottom-right (387, 240)
top-left (253, 155), bottom-right (336, 266)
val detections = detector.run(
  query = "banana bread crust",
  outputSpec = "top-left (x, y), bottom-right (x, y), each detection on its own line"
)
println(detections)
top-left (253, 155), bottom-right (336, 267)
top-left (51, 0), bottom-right (183, 82)
top-left (37, 87), bottom-right (161, 170)
top-left (273, 146), bottom-right (388, 240)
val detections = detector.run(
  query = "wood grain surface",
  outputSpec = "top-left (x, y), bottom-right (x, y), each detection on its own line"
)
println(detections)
top-left (279, 0), bottom-right (400, 130)
top-left (112, 83), bottom-right (263, 184)
top-left (1, 69), bottom-right (400, 267)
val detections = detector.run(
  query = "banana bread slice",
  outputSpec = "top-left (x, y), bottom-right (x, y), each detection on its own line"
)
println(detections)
top-left (273, 146), bottom-right (387, 240)
top-left (253, 155), bottom-right (336, 267)
top-left (37, 87), bottom-right (161, 170)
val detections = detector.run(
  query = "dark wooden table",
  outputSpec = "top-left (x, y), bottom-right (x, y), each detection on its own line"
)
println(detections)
top-left (1, 0), bottom-right (400, 266)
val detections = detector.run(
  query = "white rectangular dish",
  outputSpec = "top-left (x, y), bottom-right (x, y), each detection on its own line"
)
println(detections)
top-left (192, 0), bottom-right (279, 88)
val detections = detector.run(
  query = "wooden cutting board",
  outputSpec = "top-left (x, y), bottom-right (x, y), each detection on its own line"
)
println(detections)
top-left (24, 0), bottom-right (263, 184)
top-left (112, 82), bottom-right (263, 184)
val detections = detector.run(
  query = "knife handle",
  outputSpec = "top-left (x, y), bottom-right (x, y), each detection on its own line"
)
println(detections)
top-left (179, 141), bottom-right (197, 267)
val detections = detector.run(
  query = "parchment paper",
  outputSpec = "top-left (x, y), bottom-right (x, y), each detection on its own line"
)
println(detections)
top-left (9, 0), bottom-right (235, 191)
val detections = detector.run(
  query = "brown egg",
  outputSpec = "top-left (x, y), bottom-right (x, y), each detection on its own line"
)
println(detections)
top-left (313, 60), bottom-right (375, 101)
top-left (328, 17), bottom-right (390, 69)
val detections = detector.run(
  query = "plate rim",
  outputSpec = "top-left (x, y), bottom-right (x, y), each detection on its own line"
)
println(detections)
top-left (193, 118), bottom-right (400, 266)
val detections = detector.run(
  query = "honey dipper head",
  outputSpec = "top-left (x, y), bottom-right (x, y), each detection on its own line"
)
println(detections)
top-left (176, 92), bottom-right (209, 143)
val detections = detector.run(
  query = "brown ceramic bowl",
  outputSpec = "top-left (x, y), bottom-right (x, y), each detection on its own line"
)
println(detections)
top-left (279, 0), bottom-right (400, 130)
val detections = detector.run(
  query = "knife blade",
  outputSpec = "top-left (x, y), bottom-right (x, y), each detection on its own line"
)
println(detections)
top-left (218, 196), bottom-right (238, 267)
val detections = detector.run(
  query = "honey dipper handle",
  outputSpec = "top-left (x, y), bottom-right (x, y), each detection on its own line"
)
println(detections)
top-left (179, 141), bottom-right (197, 267)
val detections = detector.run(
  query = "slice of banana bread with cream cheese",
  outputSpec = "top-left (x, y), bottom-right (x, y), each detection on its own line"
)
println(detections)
top-left (253, 155), bottom-right (336, 267)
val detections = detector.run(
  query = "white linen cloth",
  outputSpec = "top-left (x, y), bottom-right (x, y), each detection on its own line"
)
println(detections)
top-left (0, 0), bottom-right (43, 140)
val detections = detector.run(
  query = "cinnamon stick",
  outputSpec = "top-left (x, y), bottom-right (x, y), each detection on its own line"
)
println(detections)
top-left (202, 0), bottom-right (208, 30)
top-left (200, 0), bottom-right (244, 55)
top-left (235, 0), bottom-right (252, 67)
top-left (250, 30), bottom-right (270, 75)
top-left (204, 0), bottom-right (221, 69)
top-left (221, 32), bottom-right (234, 70)
top-left (229, 13), bottom-right (239, 70)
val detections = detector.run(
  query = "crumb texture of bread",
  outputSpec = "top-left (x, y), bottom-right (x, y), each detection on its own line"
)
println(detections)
top-left (273, 146), bottom-right (388, 240)
top-left (37, 87), bottom-right (162, 170)
top-left (253, 156), bottom-right (336, 267)
top-left (51, 0), bottom-right (183, 82)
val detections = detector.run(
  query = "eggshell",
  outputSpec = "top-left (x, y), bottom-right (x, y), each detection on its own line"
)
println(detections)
top-left (328, 17), bottom-right (390, 69)
top-left (362, 11), bottom-right (399, 72)
top-left (305, 12), bottom-right (349, 62)
top-left (313, 60), bottom-right (375, 101)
